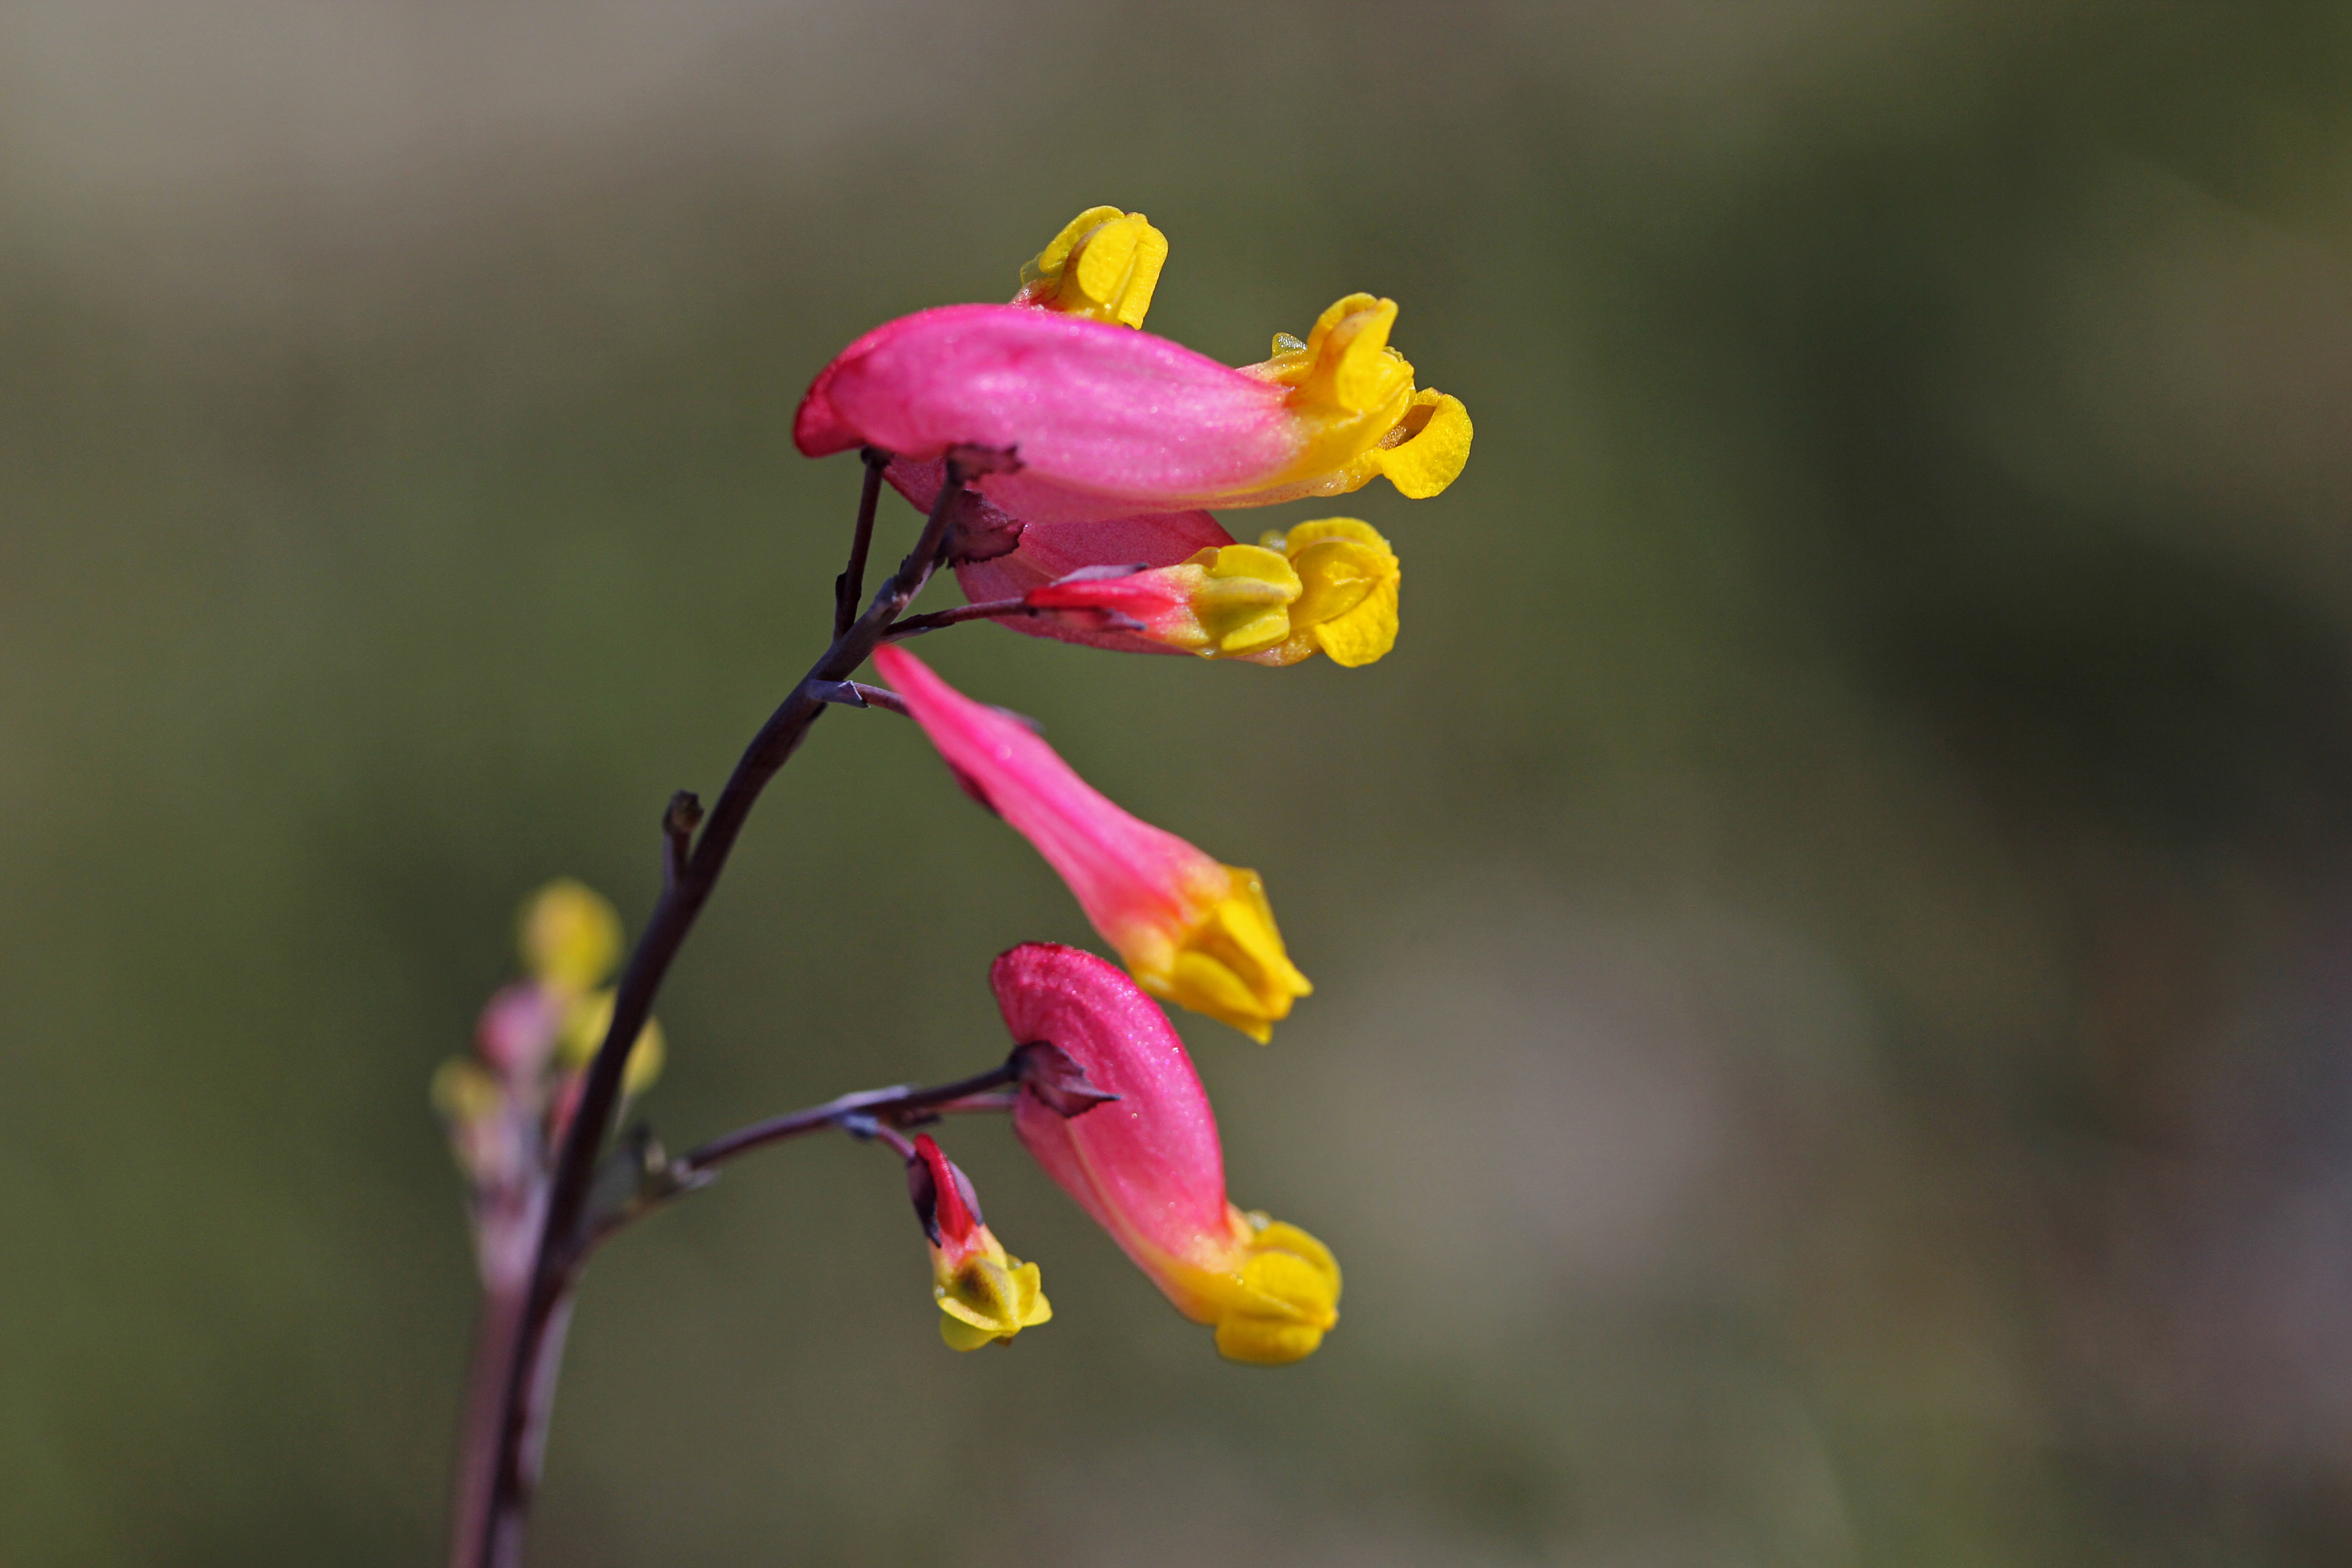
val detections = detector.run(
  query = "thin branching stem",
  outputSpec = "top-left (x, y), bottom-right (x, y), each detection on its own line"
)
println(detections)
top-left (453, 445), bottom-right (1009, 1568)
top-left (677, 1062), bottom-right (1020, 1173)
top-left (884, 598), bottom-right (1036, 638)
top-left (833, 448), bottom-right (889, 640)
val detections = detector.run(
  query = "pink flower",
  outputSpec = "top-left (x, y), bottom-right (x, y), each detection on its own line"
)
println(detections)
top-left (871, 644), bottom-right (1311, 1041)
top-left (997, 943), bottom-right (1339, 1365)
top-left (794, 297), bottom-right (1470, 525)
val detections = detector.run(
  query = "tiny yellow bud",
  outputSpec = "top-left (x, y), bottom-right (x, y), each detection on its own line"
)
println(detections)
top-left (932, 1226), bottom-right (1054, 1350)
top-left (519, 879), bottom-right (623, 994)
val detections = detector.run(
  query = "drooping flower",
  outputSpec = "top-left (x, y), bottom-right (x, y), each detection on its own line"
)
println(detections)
top-left (905, 1134), bottom-right (1052, 1350)
top-left (996, 943), bottom-right (1339, 1365)
top-left (1023, 518), bottom-right (1400, 667)
top-left (795, 297), bottom-right (1471, 525)
top-left (872, 644), bottom-right (1311, 1041)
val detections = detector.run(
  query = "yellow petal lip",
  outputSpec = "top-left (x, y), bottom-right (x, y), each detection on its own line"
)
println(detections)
top-left (1222, 297), bottom-right (1469, 508)
top-left (1233, 518), bottom-right (1401, 669)
top-left (1201, 1211), bottom-right (1342, 1366)
top-left (1366, 389), bottom-right (1472, 499)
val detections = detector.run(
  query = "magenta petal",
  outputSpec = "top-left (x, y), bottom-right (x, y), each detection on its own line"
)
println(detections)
top-left (796, 304), bottom-right (1296, 521)
top-left (996, 943), bottom-right (1232, 1269)
top-left (870, 647), bottom-right (1228, 956)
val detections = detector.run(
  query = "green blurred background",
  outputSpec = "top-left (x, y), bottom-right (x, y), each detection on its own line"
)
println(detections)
top-left (9, 1), bottom-right (2352, 1563)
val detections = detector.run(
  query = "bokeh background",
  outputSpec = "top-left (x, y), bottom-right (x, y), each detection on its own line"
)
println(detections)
top-left (9, 1), bottom-right (2352, 1563)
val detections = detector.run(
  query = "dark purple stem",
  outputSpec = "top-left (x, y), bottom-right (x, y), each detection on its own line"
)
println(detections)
top-left (678, 1062), bottom-right (1020, 1173)
top-left (884, 598), bottom-right (1037, 638)
top-left (834, 448), bottom-right (888, 640)
top-left (455, 448), bottom-right (996, 1568)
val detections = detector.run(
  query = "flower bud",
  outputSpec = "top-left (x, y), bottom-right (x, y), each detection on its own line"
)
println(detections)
top-left (1022, 518), bottom-right (1400, 667)
top-left (906, 1134), bottom-right (1052, 1351)
top-left (520, 879), bottom-right (622, 995)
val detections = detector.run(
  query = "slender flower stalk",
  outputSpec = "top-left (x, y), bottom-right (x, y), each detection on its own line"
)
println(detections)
top-left (873, 643), bottom-right (1312, 1041)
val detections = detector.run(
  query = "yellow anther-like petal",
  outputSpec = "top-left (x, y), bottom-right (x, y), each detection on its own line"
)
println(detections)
top-left (1137, 867), bottom-right (1312, 1043)
top-left (1017, 206), bottom-right (1169, 329)
top-left (520, 879), bottom-right (622, 994)
top-left (932, 1228), bottom-right (1052, 1350)
top-left (1242, 294), bottom-right (1419, 492)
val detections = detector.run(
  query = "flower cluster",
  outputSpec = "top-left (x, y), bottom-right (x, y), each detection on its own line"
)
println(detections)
top-left (807, 205), bottom-right (1462, 1360)
top-left (436, 206), bottom-right (1469, 1377)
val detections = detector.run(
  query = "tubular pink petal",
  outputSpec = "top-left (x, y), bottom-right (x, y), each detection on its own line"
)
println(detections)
top-left (997, 943), bottom-right (1230, 1274)
top-left (871, 647), bottom-right (1310, 1039)
top-left (795, 304), bottom-right (1294, 510)
top-left (870, 643), bottom-right (1226, 941)
top-left (994, 944), bottom-right (1341, 1362)
top-left (794, 300), bottom-right (1469, 522)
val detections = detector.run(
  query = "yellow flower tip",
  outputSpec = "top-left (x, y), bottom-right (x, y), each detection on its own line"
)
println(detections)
top-left (1183, 542), bottom-right (1303, 657)
top-left (1137, 867), bottom-right (1311, 1043)
top-left (1365, 389), bottom-right (1472, 500)
top-left (1213, 1212), bottom-right (1342, 1366)
top-left (1016, 206), bottom-right (1169, 329)
top-left (1250, 519), bottom-right (1401, 668)
top-left (555, 987), bottom-right (666, 1096)
top-left (1243, 293), bottom-right (1447, 500)
top-left (933, 1229), bottom-right (1052, 1350)
top-left (520, 879), bottom-right (623, 994)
